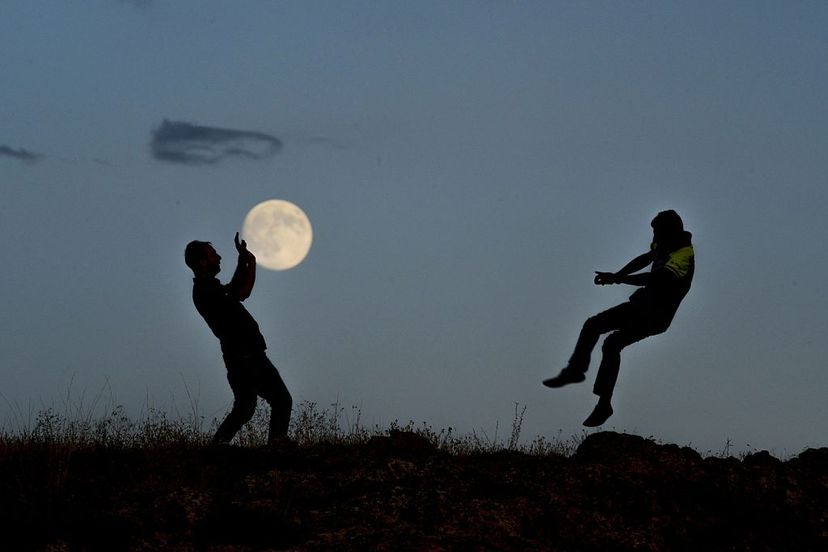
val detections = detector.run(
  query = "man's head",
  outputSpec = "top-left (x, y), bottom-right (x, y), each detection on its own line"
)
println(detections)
top-left (185, 240), bottom-right (221, 277)
top-left (651, 210), bottom-right (684, 244)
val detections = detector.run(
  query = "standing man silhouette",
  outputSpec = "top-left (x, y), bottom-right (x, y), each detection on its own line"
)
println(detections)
top-left (185, 233), bottom-right (292, 444)
top-left (543, 210), bottom-right (695, 427)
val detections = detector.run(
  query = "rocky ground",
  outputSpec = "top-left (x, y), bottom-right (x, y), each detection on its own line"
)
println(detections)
top-left (1, 431), bottom-right (826, 551)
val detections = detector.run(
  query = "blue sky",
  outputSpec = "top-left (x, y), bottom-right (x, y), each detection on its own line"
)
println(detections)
top-left (2, 1), bottom-right (827, 455)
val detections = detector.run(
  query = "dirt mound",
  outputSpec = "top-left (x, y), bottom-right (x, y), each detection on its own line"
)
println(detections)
top-left (1, 431), bottom-right (826, 550)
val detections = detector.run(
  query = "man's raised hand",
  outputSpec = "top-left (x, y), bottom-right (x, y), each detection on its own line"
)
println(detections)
top-left (234, 232), bottom-right (255, 260)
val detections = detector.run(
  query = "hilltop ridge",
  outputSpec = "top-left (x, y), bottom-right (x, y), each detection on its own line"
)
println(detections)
top-left (1, 430), bottom-right (826, 550)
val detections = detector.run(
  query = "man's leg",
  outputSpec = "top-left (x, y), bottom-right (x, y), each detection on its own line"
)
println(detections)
top-left (543, 303), bottom-right (633, 388)
top-left (583, 326), bottom-right (661, 427)
top-left (253, 355), bottom-right (293, 443)
top-left (212, 360), bottom-right (258, 445)
top-left (592, 330), bottom-right (650, 399)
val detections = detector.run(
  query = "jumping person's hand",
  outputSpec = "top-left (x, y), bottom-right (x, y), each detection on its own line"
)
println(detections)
top-left (234, 232), bottom-right (255, 261)
top-left (594, 271), bottom-right (619, 285)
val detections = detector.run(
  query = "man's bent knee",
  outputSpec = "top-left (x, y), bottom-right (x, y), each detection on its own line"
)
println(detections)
top-left (582, 315), bottom-right (603, 335)
top-left (602, 332), bottom-right (628, 354)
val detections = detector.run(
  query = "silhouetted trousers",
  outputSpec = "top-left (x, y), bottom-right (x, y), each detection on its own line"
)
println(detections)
top-left (568, 302), bottom-right (669, 399)
top-left (212, 352), bottom-right (292, 444)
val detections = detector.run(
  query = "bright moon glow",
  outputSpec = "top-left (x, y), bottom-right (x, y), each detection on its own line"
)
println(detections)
top-left (242, 199), bottom-right (313, 271)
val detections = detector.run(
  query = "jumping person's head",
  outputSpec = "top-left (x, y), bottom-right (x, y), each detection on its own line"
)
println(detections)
top-left (185, 240), bottom-right (221, 277)
top-left (651, 210), bottom-right (684, 246)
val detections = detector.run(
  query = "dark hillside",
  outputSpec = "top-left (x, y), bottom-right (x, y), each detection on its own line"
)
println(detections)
top-left (1, 431), bottom-right (826, 551)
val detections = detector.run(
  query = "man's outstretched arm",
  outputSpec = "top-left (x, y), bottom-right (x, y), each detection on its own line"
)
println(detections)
top-left (228, 232), bottom-right (256, 301)
top-left (594, 251), bottom-right (653, 286)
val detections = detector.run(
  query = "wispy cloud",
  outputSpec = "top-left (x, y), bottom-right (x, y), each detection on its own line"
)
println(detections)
top-left (0, 145), bottom-right (43, 164)
top-left (150, 120), bottom-right (283, 165)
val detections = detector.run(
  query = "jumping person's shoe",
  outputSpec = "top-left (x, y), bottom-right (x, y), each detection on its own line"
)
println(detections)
top-left (582, 401), bottom-right (613, 427)
top-left (542, 368), bottom-right (586, 388)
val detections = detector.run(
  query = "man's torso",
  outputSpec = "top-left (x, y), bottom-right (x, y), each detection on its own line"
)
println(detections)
top-left (630, 233), bottom-right (695, 326)
top-left (192, 277), bottom-right (266, 357)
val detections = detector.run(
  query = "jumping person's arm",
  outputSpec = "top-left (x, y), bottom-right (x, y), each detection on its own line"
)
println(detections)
top-left (594, 251), bottom-right (653, 286)
top-left (614, 272), bottom-right (651, 286)
top-left (228, 232), bottom-right (256, 300)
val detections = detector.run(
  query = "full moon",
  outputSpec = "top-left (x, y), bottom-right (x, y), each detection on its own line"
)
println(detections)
top-left (242, 199), bottom-right (313, 271)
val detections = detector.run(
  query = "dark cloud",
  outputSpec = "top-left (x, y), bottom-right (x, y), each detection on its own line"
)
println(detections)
top-left (150, 120), bottom-right (283, 165)
top-left (0, 145), bottom-right (43, 163)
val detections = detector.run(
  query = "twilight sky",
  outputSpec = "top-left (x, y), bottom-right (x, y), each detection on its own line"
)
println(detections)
top-left (2, 1), bottom-right (827, 456)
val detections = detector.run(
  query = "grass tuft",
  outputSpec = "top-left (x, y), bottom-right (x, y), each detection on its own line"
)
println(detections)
top-left (0, 398), bottom-right (580, 456)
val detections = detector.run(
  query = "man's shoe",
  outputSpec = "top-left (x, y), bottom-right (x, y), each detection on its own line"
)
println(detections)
top-left (542, 369), bottom-right (586, 388)
top-left (582, 402), bottom-right (613, 427)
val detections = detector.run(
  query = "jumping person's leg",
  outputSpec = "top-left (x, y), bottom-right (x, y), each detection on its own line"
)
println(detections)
top-left (543, 303), bottom-right (635, 388)
top-left (592, 330), bottom-right (651, 399)
top-left (583, 324), bottom-right (664, 427)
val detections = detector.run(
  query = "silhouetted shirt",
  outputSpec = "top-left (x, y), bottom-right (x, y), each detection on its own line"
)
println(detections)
top-left (629, 230), bottom-right (695, 326)
top-left (192, 274), bottom-right (266, 358)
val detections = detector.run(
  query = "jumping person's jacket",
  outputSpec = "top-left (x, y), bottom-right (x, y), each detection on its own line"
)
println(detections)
top-left (629, 230), bottom-right (694, 327)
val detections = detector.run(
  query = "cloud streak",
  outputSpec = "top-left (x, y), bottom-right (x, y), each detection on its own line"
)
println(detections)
top-left (0, 145), bottom-right (43, 163)
top-left (150, 120), bottom-right (283, 165)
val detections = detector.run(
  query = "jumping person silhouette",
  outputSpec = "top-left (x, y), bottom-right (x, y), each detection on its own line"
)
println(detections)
top-left (185, 233), bottom-right (292, 444)
top-left (543, 210), bottom-right (694, 427)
